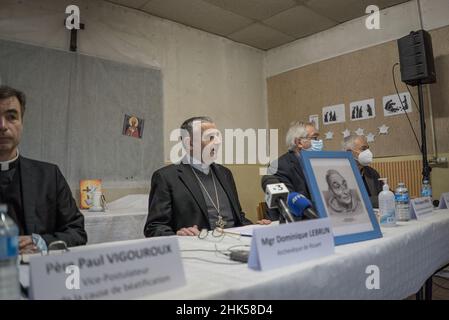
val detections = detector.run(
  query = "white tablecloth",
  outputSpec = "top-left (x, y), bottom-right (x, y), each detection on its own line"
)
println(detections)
top-left (21, 209), bottom-right (449, 299)
top-left (83, 211), bottom-right (147, 244)
top-left (83, 194), bottom-right (149, 244)
top-left (140, 209), bottom-right (449, 300)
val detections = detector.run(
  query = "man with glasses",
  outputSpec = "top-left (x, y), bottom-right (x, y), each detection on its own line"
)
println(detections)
top-left (144, 116), bottom-right (270, 238)
top-left (263, 121), bottom-right (322, 220)
top-left (343, 135), bottom-right (383, 208)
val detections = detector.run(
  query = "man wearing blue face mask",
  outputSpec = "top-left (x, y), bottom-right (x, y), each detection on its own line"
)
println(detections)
top-left (343, 135), bottom-right (383, 208)
top-left (263, 122), bottom-right (322, 220)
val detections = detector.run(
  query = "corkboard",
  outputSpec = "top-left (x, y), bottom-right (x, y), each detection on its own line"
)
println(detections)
top-left (267, 26), bottom-right (449, 157)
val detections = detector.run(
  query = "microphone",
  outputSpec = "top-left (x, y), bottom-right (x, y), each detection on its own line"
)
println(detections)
top-left (261, 175), bottom-right (281, 192)
top-left (261, 176), bottom-right (295, 223)
top-left (287, 192), bottom-right (320, 220)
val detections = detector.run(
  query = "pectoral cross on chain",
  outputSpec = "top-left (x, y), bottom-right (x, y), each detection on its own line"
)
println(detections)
top-left (216, 215), bottom-right (226, 229)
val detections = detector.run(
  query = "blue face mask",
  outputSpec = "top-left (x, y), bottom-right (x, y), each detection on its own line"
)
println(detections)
top-left (304, 139), bottom-right (323, 151)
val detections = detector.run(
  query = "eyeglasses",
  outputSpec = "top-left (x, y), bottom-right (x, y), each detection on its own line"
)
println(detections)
top-left (198, 228), bottom-right (241, 241)
top-left (346, 145), bottom-right (369, 152)
top-left (302, 136), bottom-right (320, 141)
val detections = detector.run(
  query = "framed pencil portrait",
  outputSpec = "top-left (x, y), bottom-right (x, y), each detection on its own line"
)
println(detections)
top-left (300, 151), bottom-right (382, 245)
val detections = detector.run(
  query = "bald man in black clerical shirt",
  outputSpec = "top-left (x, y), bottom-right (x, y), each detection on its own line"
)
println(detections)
top-left (0, 85), bottom-right (86, 254)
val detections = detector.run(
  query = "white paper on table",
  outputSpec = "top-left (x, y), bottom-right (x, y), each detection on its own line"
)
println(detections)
top-left (226, 222), bottom-right (278, 237)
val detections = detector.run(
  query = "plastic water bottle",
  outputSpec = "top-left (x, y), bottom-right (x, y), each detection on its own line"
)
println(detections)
top-left (395, 182), bottom-right (410, 221)
top-left (378, 178), bottom-right (396, 227)
top-left (0, 204), bottom-right (20, 300)
top-left (421, 179), bottom-right (432, 199)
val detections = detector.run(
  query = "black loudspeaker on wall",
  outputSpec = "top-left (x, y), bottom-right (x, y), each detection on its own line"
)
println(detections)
top-left (397, 30), bottom-right (436, 86)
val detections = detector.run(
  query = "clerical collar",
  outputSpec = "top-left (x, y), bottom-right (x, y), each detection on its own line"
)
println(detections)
top-left (182, 155), bottom-right (211, 175)
top-left (0, 151), bottom-right (19, 172)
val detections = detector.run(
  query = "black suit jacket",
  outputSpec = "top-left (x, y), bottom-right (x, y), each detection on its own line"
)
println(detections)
top-left (268, 151), bottom-right (311, 198)
top-left (361, 165), bottom-right (383, 209)
top-left (19, 157), bottom-right (87, 247)
top-left (144, 163), bottom-right (253, 237)
top-left (265, 151), bottom-right (311, 221)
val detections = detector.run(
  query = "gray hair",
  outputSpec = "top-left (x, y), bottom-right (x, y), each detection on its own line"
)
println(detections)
top-left (325, 169), bottom-right (343, 189)
top-left (180, 116), bottom-right (214, 141)
top-left (0, 85), bottom-right (26, 117)
top-left (342, 135), bottom-right (366, 151)
top-left (285, 121), bottom-right (314, 150)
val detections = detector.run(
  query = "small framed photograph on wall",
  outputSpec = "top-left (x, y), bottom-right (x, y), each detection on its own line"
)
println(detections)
top-left (322, 104), bottom-right (345, 125)
top-left (309, 114), bottom-right (319, 130)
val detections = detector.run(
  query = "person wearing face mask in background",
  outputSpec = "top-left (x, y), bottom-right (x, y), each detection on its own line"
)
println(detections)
top-left (262, 121), bottom-right (322, 220)
top-left (343, 135), bottom-right (383, 208)
top-left (144, 116), bottom-right (270, 238)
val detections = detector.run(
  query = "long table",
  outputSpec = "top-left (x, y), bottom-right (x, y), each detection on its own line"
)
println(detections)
top-left (22, 209), bottom-right (449, 299)
top-left (141, 209), bottom-right (449, 300)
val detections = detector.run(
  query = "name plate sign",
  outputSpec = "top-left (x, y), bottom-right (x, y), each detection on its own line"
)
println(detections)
top-left (29, 237), bottom-right (185, 300)
top-left (410, 197), bottom-right (434, 220)
top-left (438, 192), bottom-right (449, 209)
top-left (248, 218), bottom-right (335, 271)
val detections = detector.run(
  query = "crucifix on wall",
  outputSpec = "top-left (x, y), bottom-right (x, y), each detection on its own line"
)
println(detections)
top-left (68, 23), bottom-right (84, 52)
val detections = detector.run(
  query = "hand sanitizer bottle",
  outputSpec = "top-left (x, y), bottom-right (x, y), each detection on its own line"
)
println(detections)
top-left (378, 178), bottom-right (396, 227)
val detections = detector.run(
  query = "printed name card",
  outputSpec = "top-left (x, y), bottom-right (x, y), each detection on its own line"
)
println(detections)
top-left (248, 218), bottom-right (335, 271)
top-left (29, 237), bottom-right (185, 300)
top-left (410, 197), bottom-right (434, 220)
top-left (438, 192), bottom-right (449, 209)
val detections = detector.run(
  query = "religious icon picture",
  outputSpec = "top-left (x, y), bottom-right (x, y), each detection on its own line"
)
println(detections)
top-left (122, 114), bottom-right (144, 139)
top-left (300, 151), bottom-right (382, 245)
top-left (79, 179), bottom-right (102, 209)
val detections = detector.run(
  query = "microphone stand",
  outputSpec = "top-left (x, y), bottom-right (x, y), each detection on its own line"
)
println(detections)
top-left (418, 83), bottom-right (431, 182)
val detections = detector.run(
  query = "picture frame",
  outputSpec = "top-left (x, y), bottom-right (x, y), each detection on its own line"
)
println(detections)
top-left (300, 151), bottom-right (382, 245)
top-left (122, 114), bottom-right (145, 139)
